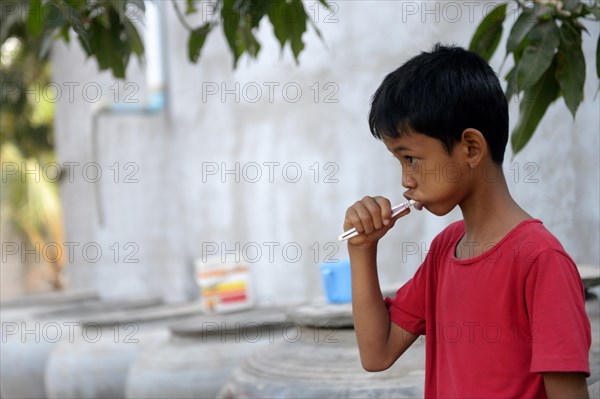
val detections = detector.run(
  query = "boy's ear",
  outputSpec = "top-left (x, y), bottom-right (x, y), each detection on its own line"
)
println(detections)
top-left (460, 128), bottom-right (487, 168)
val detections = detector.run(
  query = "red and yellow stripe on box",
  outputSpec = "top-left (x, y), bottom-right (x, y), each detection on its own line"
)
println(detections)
top-left (203, 281), bottom-right (247, 304)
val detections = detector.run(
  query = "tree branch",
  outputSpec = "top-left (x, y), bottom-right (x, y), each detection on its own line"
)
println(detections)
top-left (172, 1), bottom-right (194, 32)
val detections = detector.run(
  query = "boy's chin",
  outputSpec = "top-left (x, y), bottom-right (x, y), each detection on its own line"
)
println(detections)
top-left (423, 203), bottom-right (456, 217)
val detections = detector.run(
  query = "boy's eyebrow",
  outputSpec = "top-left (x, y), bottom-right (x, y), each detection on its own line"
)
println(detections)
top-left (391, 145), bottom-right (412, 153)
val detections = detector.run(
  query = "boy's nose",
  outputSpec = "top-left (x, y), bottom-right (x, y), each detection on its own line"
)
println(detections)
top-left (402, 171), bottom-right (416, 189)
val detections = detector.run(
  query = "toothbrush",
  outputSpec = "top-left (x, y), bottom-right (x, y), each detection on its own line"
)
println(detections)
top-left (337, 199), bottom-right (416, 241)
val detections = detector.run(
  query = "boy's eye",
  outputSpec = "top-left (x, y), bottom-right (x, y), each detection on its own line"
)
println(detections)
top-left (405, 156), bottom-right (417, 166)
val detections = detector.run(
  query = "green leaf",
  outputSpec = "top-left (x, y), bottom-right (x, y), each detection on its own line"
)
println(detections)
top-left (238, 23), bottom-right (260, 57)
top-left (556, 22), bottom-right (585, 117)
top-left (44, 4), bottom-right (67, 29)
top-left (505, 66), bottom-right (519, 101)
top-left (568, 2), bottom-right (586, 16)
top-left (513, 34), bottom-right (529, 64)
top-left (469, 3), bottom-right (506, 61)
top-left (511, 62), bottom-right (560, 154)
top-left (57, 24), bottom-right (70, 43)
top-left (246, 0), bottom-right (271, 29)
top-left (27, 0), bottom-right (44, 37)
top-left (106, 9), bottom-right (128, 78)
top-left (64, 0), bottom-right (88, 9)
top-left (268, 1), bottom-right (288, 48)
top-left (188, 24), bottom-right (212, 63)
top-left (58, 2), bottom-right (92, 54)
top-left (516, 20), bottom-right (559, 93)
top-left (86, 8), bottom-right (130, 78)
top-left (289, 0), bottom-right (307, 62)
top-left (222, 0), bottom-right (243, 65)
top-left (124, 18), bottom-right (144, 60)
top-left (506, 8), bottom-right (537, 54)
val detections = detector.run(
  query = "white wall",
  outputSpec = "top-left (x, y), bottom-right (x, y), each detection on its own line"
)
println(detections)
top-left (51, 1), bottom-right (599, 303)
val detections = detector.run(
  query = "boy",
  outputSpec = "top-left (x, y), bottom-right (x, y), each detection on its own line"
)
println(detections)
top-left (344, 44), bottom-right (591, 398)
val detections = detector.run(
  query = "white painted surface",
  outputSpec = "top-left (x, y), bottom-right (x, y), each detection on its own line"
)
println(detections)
top-left (50, 1), bottom-right (599, 303)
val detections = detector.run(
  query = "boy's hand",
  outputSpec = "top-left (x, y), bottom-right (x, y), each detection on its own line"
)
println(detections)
top-left (343, 196), bottom-right (410, 248)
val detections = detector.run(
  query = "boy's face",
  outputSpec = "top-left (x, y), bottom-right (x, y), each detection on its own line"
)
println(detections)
top-left (383, 131), bottom-right (471, 216)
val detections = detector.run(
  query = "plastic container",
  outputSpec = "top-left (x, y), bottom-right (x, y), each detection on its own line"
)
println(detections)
top-left (320, 260), bottom-right (352, 304)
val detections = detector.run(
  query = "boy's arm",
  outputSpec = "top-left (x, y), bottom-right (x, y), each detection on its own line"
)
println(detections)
top-left (344, 196), bottom-right (419, 371)
top-left (350, 244), bottom-right (419, 371)
top-left (543, 373), bottom-right (589, 399)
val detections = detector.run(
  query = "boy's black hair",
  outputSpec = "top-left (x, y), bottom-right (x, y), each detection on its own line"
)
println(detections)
top-left (369, 43), bottom-right (509, 164)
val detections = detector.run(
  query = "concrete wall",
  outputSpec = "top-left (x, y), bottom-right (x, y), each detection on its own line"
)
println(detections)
top-left (51, 1), bottom-right (599, 303)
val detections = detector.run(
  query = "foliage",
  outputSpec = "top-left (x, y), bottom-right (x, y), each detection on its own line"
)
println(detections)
top-left (184, 0), bottom-right (329, 67)
top-left (1, 0), bottom-right (596, 162)
top-left (0, 14), bottom-right (54, 156)
top-left (1, 0), bottom-right (330, 79)
top-left (1, 144), bottom-right (66, 290)
top-left (1, 9), bottom-right (65, 290)
top-left (469, 0), bottom-right (600, 155)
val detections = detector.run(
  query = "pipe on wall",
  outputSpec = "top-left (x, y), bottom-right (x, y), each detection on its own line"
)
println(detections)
top-left (91, 0), bottom-right (168, 225)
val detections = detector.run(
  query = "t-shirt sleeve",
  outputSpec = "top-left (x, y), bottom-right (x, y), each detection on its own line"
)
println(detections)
top-left (384, 262), bottom-right (428, 335)
top-left (525, 249), bottom-right (591, 376)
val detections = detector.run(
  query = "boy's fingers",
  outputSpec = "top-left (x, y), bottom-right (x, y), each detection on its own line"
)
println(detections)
top-left (374, 196), bottom-right (393, 224)
top-left (343, 196), bottom-right (397, 242)
top-left (350, 201), bottom-right (375, 235)
top-left (345, 207), bottom-right (365, 234)
top-left (355, 201), bottom-right (376, 234)
top-left (362, 196), bottom-right (384, 231)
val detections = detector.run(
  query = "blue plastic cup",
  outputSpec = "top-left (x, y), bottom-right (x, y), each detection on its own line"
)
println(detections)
top-left (320, 260), bottom-right (352, 304)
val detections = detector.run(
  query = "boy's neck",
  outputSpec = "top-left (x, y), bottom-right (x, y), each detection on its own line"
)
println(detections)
top-left (458, 163), bottom-right (532, 254)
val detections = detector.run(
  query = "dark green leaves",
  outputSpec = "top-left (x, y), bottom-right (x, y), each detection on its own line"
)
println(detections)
top-left (469, 3), bottom-right (506, 61)
top-left (268, 0), bottom-right (308, 62)
top-left (222, 0), bottom-right (243, 65)
top-left (16, 0), bottom-right (327, 76)
top-left (87, 8), bottom-right (131, 78)
top-left (269, 1), bottom-right (288, 48)
top-left (516, 20), bottom-right (559, 92)
top-left (19, 0), bottom-right (147, 78)
top-left (511, 62), bottom-right (560, 154)
top-left (506, 6), bottom-right (551, 54)
top-left (556, 22), bottom-right (585, 117)
top-left (288, 0), bottom-right (307, 60)
top-left (215, 0), bottom-right (314, 67)
top-left (188, 24), bottom-right (212, 63)
top-left (469, 0), bottom-right (599, 155)
top-left (57, 1), bottom-right (92, 54)
top-left (26, 0), bottom-right (44, 37)
top-left (219, 0), bottom-right (267, 66)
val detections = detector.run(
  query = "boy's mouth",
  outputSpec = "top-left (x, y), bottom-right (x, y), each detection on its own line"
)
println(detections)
top-left (404, 194), bottom-right (423, 211)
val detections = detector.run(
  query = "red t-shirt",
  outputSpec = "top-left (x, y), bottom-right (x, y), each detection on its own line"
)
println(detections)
top-left (385, 219), bottom-right (591, 398)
